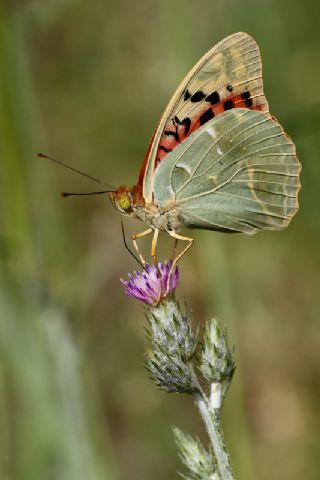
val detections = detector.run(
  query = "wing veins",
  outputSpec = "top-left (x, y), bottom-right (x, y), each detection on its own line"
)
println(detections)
top-left (173, 35), bottom-right (256, 118)
top-left (233, 178), bottom-right (299, 187)
top-left (191, 119), bottom-right (277, 181)
top-left (175, 68), bottom-right (261, 120)
top-left (174, 42), bottom-right (264, 118)
top-left (230, 75), bottom-right (262, 87)
top-left (214, 191), bottom-right (295, 209)
top-left (177, 147), bottom-right (298, 204)
top-left (174, 110), bottom-right (253, 193)
top-left (183, 210), bottom-right (242, 231)
top-left (233, 169), bottom-right (299, 177)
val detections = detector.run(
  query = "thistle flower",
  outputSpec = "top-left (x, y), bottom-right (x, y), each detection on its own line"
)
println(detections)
top-left (145, 298), bottom-right (198, 393)
top-left (121, 261), bottom-right (179, 305)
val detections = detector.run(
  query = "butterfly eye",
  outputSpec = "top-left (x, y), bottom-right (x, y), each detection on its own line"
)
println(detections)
top-left (118, 194), bottom-right (132, 211)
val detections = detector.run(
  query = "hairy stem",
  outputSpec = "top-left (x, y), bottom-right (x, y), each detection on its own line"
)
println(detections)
top-left (192, 369), bottom-right (235, 480)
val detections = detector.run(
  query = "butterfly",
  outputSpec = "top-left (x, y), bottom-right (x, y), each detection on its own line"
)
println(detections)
top-left (109, 32), bottom-right (301, 276)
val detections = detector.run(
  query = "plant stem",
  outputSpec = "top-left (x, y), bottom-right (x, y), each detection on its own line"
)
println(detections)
top-left (191, 369), bottom-right (235, 480)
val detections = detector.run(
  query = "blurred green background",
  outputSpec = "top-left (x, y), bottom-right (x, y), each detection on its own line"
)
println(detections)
top-left (1, 1), bottom-right (319, 479)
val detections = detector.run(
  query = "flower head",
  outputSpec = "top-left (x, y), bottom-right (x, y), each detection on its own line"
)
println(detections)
top-left (121, 261), bottom-right (179, 305)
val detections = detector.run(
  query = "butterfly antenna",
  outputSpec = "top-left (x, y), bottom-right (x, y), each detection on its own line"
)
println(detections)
top-left (37, 152), bottom-right (115, 190)
top-left (61, 190), bottom-right (113, 197)
top-left (120, 217), bottom-right (143, 268)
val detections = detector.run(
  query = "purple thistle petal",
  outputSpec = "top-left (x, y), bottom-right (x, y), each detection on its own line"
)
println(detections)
top-left (121, 261), bottom-right (180, 305)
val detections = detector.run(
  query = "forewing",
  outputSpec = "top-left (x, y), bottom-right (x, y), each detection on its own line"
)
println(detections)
top-left (142, 32), bottom-right (268, 203)
top-left (153, 109), bottom-right (301, 234)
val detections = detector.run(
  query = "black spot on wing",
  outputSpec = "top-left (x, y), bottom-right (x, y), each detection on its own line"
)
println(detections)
top-left (200, 108), bottom-right (214, 126)
top-left (206, 91), bottom-right (220, 105)
top-left (241, 91), bottom-right (253, 107)
top-left (159, 145), bottom-right (172, 153)
top-left (226, 84), bottom-right (233, 92)
top-left (184, 89), bottom-right (191, 101)
top-left (164, 130), bottom-right (179, 142)
top-left (223, 99), bottom-right (234, 110)
top-left (173, 115), bottom-right (191, 136)
top-left (181, 117), bottom-right (191, 136)
top-left (191, 90), bottom-right (206, 102)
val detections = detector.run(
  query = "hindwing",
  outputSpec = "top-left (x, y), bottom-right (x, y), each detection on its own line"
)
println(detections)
top-left (153, 109), bottom-right (301, 234)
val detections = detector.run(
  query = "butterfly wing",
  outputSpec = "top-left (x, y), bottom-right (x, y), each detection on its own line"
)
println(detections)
top-left (141, 32), bottom-right (269, 203)
top-left (153, 109), bottom-right (301, 234)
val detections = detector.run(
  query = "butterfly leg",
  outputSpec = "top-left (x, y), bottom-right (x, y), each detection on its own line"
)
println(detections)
top-left (131, 228), bottom-right (153, 266)
top-left (166, 231), bottom-right (194, 292)
top-left (151, 228), bottom-right (160, 266)
top-left (171, 238), bottom-right (179, 260)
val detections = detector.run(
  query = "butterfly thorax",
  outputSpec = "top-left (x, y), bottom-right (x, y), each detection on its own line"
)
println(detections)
top-left (110, 184), bottom-right (182, 232)
top-left (134, 202), bottom-right (182, 233)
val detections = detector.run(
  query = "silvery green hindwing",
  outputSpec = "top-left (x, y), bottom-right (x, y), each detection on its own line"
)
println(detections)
top-left (110, 32), bottom-right (300, 275)
top-left (121, 263), bottom-right (236, 480)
